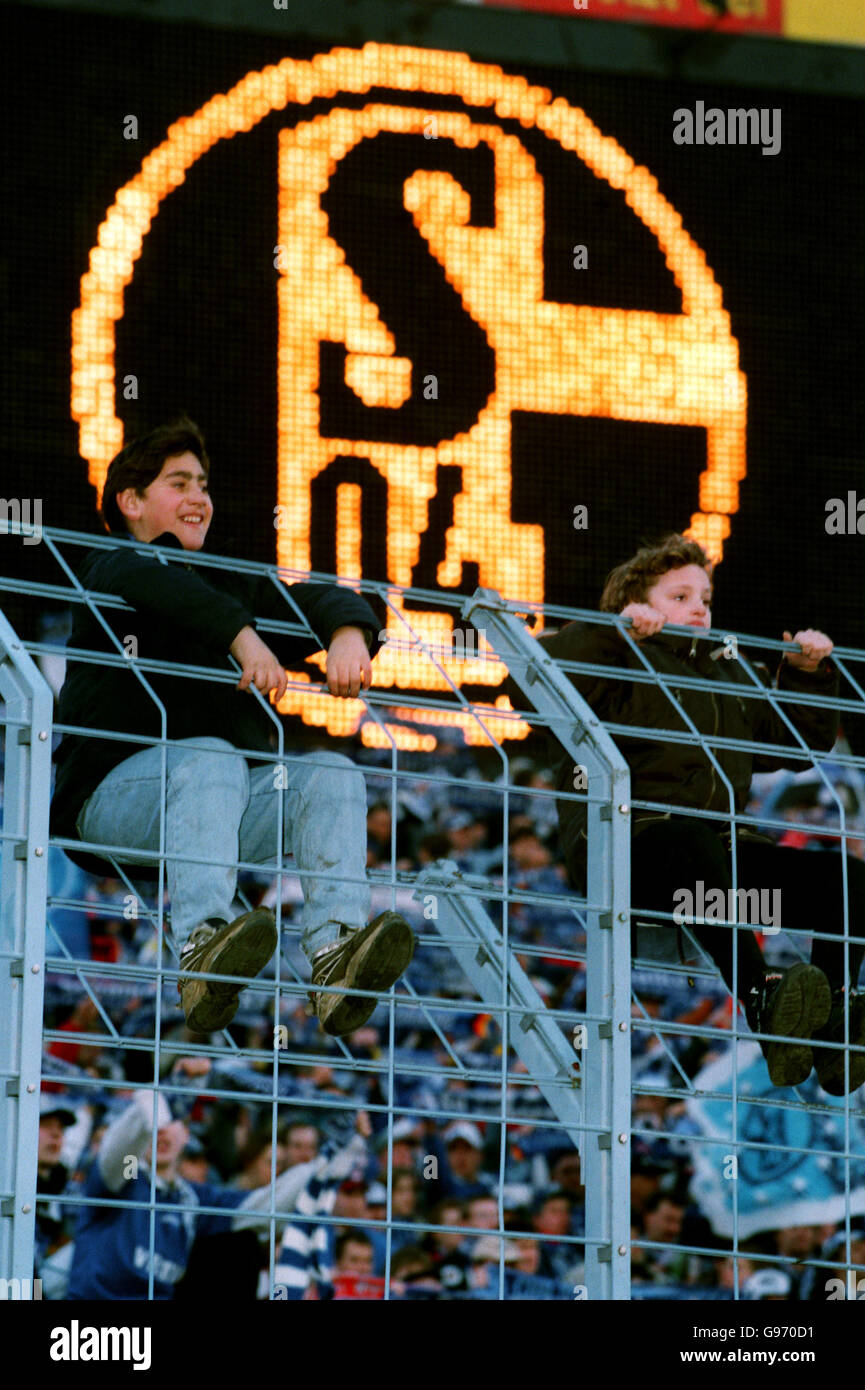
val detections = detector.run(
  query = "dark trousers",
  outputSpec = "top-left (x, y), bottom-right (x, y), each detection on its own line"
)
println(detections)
top-left (629, 817), bottom-right (865, 1000)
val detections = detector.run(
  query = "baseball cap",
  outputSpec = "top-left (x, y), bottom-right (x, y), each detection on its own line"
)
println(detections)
top-left (444, 1120), bottom-right (483, 1150)
top-left (501, 1182), bottom-right (534, 1211)
top-left (373, 1118), bottom-right (423, 1151)
top-left (39, 1094), bottom-right (76, 1127)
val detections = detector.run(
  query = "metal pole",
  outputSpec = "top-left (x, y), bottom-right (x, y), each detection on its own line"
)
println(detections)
top-left (0, 612), bottom-right (53, 1281)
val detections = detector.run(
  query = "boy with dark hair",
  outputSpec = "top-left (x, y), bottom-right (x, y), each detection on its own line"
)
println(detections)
top-left (509, 534), bottom-right (865, 1092)
top-left (52, 417), bottom-right (414, 1037)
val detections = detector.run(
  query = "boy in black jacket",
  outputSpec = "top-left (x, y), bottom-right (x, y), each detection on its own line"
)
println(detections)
top-left (509, 535), bottom-right (865, 1092)
top-left (52, 418), bottom-right (414, 1037)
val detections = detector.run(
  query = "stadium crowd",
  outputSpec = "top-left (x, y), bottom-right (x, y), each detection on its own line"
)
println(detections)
top-left (23, 727), bottom-right (865, 1300)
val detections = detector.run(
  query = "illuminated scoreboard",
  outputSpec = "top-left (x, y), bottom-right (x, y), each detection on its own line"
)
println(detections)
top-left (70, 45), bottom-right (747, 742)
top-left (4, 7), bottom-right (863, 748)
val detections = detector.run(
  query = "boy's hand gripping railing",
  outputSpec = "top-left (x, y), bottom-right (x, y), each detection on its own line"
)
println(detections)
top-left (0, 610), bottom-right (53, 1283)
top-left (462, 588), bottom-right (632, 1301)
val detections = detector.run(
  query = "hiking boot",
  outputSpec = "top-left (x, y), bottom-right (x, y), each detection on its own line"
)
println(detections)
top-left (744, 962), bottom-right (831, 1087)
top-left (179, 908), bottom-right (277, 1033)
top-left (812, 989), bottom-right (865, 1096)
top-left (308, 911), bottom-right (415, 1037)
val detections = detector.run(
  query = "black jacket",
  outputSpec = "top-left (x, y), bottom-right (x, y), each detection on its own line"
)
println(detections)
top-left (506, 621), bottom-right (839, 884)
top-left (52, 533), bottom-right (381, 872)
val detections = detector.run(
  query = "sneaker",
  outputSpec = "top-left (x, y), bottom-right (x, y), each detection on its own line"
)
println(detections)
top-left (744, 962), bottom-right (831, 1088)
top-left (179, 908), bottom-right (277, 1033)
top-left (308, 911), bottom-right (415, 1037)
top-left (812, 989), bottom-right (865, 1096)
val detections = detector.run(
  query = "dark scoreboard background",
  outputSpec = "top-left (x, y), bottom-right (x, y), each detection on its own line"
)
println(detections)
top-left (2, 4), bottom-right (864, 723)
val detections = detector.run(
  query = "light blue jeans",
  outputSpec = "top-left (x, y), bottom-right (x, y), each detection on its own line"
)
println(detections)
top-left (76, 737), bottom-right (370, 960)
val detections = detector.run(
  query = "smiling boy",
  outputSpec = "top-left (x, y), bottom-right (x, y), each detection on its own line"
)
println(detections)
top-left (510, 534), bottom-right (865, 1092)
top-left (52, 417), bottom-right (414, 1037)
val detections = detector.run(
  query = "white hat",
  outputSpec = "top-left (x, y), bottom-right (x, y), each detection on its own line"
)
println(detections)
top-left (444, 1120), bottom-right (483, 1150)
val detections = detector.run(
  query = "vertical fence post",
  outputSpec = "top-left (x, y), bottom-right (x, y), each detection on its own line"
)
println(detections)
top-left (0, 613), bottom-right (52, 1281)
top-left (583, 754), bottom-right (633, 1300)
top-left (463, 591), bottom-right (632, 1299)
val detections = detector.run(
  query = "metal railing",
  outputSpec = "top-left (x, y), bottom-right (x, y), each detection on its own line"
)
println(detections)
top-left (2, 523), bottom-right (865, 1301)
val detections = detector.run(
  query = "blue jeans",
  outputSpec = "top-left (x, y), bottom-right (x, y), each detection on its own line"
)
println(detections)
top-left (76, 737), bottom-right (370, 960)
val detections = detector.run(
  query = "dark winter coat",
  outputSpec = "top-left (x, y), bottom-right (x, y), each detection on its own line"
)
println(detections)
top-left (51, 532), bottom-right (380, 873)
top-left (506, 621), bottom-right (839, 885)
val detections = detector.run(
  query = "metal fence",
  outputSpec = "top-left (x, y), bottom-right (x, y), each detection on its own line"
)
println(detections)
top-left (2, 523), bottom-right (864, 1302)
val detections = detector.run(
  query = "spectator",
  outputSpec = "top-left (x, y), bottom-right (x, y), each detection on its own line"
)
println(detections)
top-left (513, 1236), bottom-right (543, 1277)
top-left (35, 1096), bottom-right (77, 1284)
top-left (372, 1117), bottom-right (424, 1178)
top-left (800, 1222), bottom-right (865, 1300)
top-left (715, 1252), bottom-right (757, 1293)
top-left (366, 802), bottom-right (392, 867)
top-left (51, 416), bottom-right (415, 1039)
top-left (366, 798), bottom-right (418, 869)
top-left (508, 827), bottom-right (553, 873)
top-left (389, 1168), bottom-right (423, 1252)
top-left (630, 1147), bottom-right (673, 1226)
top-left (530, 1190), bottom-right (580, 1281)
top-left (177, 1134), bottom-right (215, 1186)
top-left (433, 1121), bottom-right (496, 1201)
top-left (271, 1114), bottom-right (376, 1298)
top-left (506, 533), bottom-right (864, 1093)
top-left (232, 1129), bottom-right (287, 1191)
top-left (334, 1231), bottom-right (375, 1278)
top-left (421, 1199), bottom-right (469, 1296)
top-left (439, 811), bottom-right (490, 874)
top-left (465, 1194), bottom-right (500, 1235)
top-left (67, 1059), bottom-right (321, 1299)
top-left (281, 1122), bottom-right (320, 1169)
top-left (635, 1192), bottom-right (688, 1284)
top-left (389, 1246), bottom-right (440, 1298)
top-left (548, 1151), bottom-right (585, 1234)
top-left (417, 831), bottom-right (452, 867)
top-left (470, 1235), bottom-right (520, 1290)
top-left (364, 1180), bottom-right (387, 1220)
top-left (773, 1223), bottom-right (824, 1296)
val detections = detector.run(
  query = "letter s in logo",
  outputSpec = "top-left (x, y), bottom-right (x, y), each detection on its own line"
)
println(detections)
top-left (72, 46), bottom-right (746, 735)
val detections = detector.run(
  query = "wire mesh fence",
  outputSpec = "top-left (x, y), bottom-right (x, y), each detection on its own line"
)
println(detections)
top-left (2, 523), bottom-right (865, 1302)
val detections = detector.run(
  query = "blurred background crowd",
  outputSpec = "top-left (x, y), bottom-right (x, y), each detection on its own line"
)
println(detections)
top-left (13, 712), bottom-right (865, 1301)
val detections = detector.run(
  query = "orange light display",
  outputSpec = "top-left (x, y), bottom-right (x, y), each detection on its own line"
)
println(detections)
top-left (71, 44), bottom-right (746, 746)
